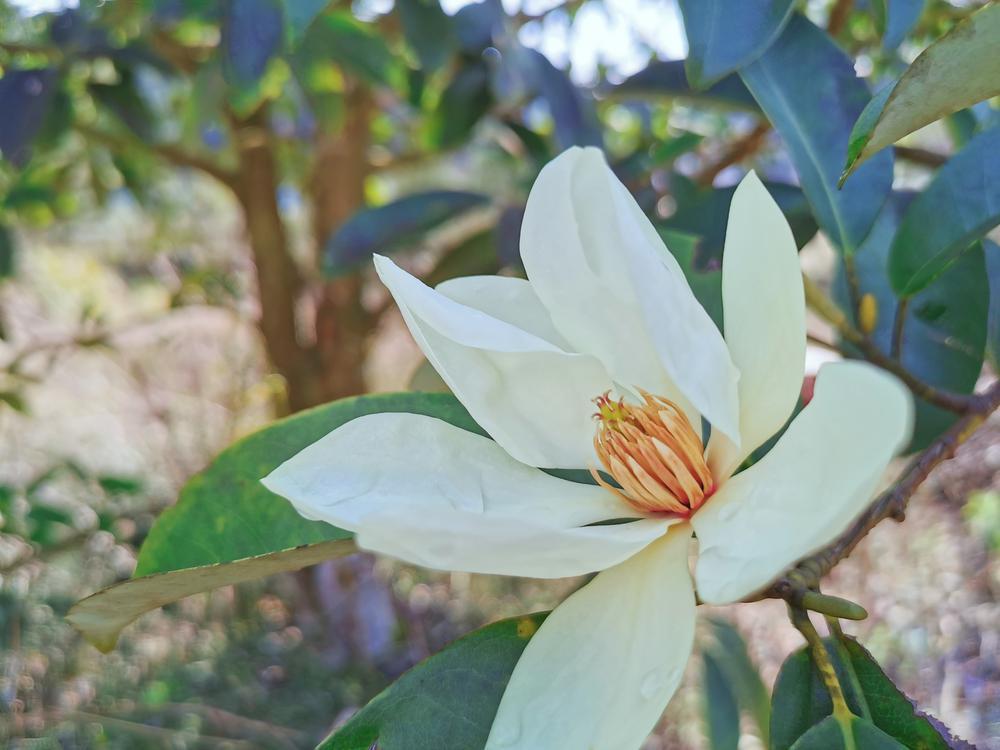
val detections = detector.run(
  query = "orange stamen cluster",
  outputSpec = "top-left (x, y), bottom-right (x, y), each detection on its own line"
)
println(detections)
top-left (591, 390), bottom-right (714, 516)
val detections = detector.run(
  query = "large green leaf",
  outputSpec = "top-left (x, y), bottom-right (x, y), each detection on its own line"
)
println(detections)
top-left (882, 0), bottom-right (925, 50)
top-left (430, 61), bottom-right (495, 148)
top-left (703, 650), bottom-right (741, 750)
top-left (771, 637), bottom-right (967, 749)
top-left (296, 12), bottom-right (399, 87)
top-left (740, 15), bottom-right (893, 253)
top-left (319, 613), bottom-right (548, 749)
top-left (220, 0), bottom-right (284, 90)
top-left (323, 191), bottom-right (491, 274)
top-left (281, 0), bottom-right (328, 43)
top-left (838, 193), bottom-right (988, 450)
top-left (659, 230), bottom-right (723, 330)
top-left (677, 0), bottom-right (794, 89)
top-left (615, 60), bottom-right (760, 111)
top-left (68, 393), bottom-right (481, 650)
top-left (844, 2), bottom-right (1000, 177)
top-left (705, 618), bottom-right (770, 743)
top-left (789, 716), bottom-right (907, 750)
top-left (888, 126), bottom-right (1000, 296)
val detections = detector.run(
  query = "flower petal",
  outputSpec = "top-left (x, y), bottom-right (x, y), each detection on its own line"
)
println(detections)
top-left (263, 412), bottom-right (675, 578)
top-left (486, 526), bottom-right (696, 750)
top-left (375, 255), bottom-right (613, 469)
top-left (520, 146), bottom-right (740, 442)
top-left (693, 362), bottom-right (913, 604)
top-left (707, 171), bottom-right (806, 481)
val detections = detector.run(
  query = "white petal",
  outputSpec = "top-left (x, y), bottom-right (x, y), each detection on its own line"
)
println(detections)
top-left (520, 147), bottom-right (739, 441)
top-left (693, 362), bottom-right (913, 605)
top-left (376, 255), bottom-right (612, 469)
top-left (263, 412), bottom-right (675, 579)
top-left (487, 525), bottom-right (696, 750)
top-left (707, 172), bottom-right (806, 481)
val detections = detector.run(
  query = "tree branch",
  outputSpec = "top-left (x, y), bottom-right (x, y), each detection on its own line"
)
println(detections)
top-left (694, 122), bottom-right (771, 186)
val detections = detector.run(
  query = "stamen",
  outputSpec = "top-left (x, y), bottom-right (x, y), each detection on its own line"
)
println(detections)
top-left (592, 390), bottom-right (714, 516)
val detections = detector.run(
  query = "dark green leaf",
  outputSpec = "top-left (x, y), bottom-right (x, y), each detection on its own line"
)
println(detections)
top-left (659, 230), bottom-right (723, 331)
top-left (134, 392), bottom-right (481, 576)
top-left (398, 0), bottom-right (457, 72)
top-left (452, 0), bottom-right (504, 52)
top-left (281, 0), bottom-right (327, 43)
top-left (705, 618), bottom-right (770, 743)
top-left (883, 0), bottom-right (925, 50)
top-left (615, 60), bottom-right (759, 111)
top-left (324, 190), bottom-right (490, 274)
top-left (839, 193), bottom-right (987, 450)
top-left (986, 239), bottom-right (1000, 372)
top-left (89, 68), bottom-right (158, 142)
top-left (430, 61), bottom-right (494, 148)
top-left (740, 15), bottom-right (893, 253)
top-left (0, 68), bottom-right (59, 167)
top-left (220, 0), bottom-right (285, 90)
top-left (0, 225), bottom-right (16, 279)
top-left (888, 126), bottom-right (1000, 297)
top-left (790, 716), bottom-right (907, 750)
top-left (423, 230), bottom-right (502, 288)
top-left (703, 650), bottom-right (740, 750)
top-left (297, 12), bottom-right (398, 87)
top-left (97, 476), bottom-right (144, 495)
top-left (843, 2), bottom-right (1000, 176)
top-left (678, 0), bottom-right (793, 89)
top-left (319, 613), bottom-right (547, 750)
top-left (0, 390), bottom-right (27, 413)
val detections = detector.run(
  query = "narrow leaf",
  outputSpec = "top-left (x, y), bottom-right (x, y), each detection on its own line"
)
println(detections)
top-left (889, 125), bottom-right (1000, 297)
top-left (705, 618), bottom-right (770, 743)
top-left (678, 0), bottom-right (794, 89)
top-left (740, 15), bottom-right (893, 253)
top-left (703, 650), bottom-right (741, 750)
top-left (615, 60), bottom-right (759, 111)
top-left (843, 2), bottom-right (1000, 176)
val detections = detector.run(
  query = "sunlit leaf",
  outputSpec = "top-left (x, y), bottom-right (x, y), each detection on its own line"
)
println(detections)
top-left (843, 2), bottom-right (1000, 177)
top-left (677, 0), bottom-right (793, 89)
top-left (740, 14), bottom-right (893, 253)
top-left (319, 613), bottom-right (547, 749)
top-left (324, 191), bottom-right (491, 274)
top-left (888, 126), bottom-right (1000, 297)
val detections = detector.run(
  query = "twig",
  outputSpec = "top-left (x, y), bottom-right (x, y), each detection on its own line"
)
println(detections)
top-left (765, 379), bottom-right (1000, 602)
top-left (801, 273), bottom-right (974, 414)
top-left (894, 146), bottom-right (948, 168)
top-left (828, 0), bottom-right (855, 35)
top-left (889, 298), bottom-right (909, 359)
top-left (694, 122), bottom-right (771, 186)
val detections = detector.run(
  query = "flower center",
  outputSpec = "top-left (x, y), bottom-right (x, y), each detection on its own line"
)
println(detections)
top-left (590, 390), bottom-right (714, 516)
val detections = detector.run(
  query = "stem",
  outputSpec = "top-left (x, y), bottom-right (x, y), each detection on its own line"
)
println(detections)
top-left (694, 122), bottom-right (771, 186)
top-left (790, 607), bottom-right (857, 749)
top-left (802, 273), bottom-right (974, 414)
top-left (890, 299), bottom-right (909, 360)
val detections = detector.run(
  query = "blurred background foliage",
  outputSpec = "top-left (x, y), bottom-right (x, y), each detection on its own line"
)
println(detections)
top-left (0, 0), bottom-right (998, 746)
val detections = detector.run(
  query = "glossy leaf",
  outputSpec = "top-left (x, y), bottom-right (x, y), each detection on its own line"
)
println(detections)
top-left (888, 126), bottom-right (1000, 297)
top-left (320, 613), bottom-right (548, 749)
top-left (220, 0), bottom-right (285, 90)
top-left (0, 68), bottom-right (59, 167)
top-left (703, 650), bottom-right (740, 750)
top-left (135, 392), bottom-right (480, 576)
top-left (883, 0), bottom-right (925, 50)
top-left (398, 0), bottom-right (456, 72)
top-left (324, 191), bottom-right (490, 274)
top-left (790, 716), bottom-right (907, 750)
top-left (839, 193), bottom-right (988, 450)
top-left (615, 60), bottom-right (759, 111)
top-left (844, 2), bottom-right (1000, 176)
top-left (678, 0), bottom-right (794, 88)
top-left (740, 15), bottom-right (893, 253)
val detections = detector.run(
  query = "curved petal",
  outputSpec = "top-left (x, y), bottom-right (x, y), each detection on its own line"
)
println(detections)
top-left (486, 526), bottom-right (696, 750)
top-left (707, 172), bottom-right (806, 481)
top-left (375, 255), bottom-right (612, 469)
top-left (263, 412), bottom-right (676, 579)
top-left (520, 146), bottom-right (740, 441)
top-left (693, 362), bottom-right (913, 604)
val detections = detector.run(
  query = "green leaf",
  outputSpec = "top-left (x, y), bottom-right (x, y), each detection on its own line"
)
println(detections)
top-left (281, 0), bottom-right (328, 43)
top-left (615, 60), bottom-right (760, 111)
top-left (430, 61), bottom-right (494, 148)
top-left (838, 193), bottom-right (987, 450)
top-left (397, 0), bottom-right (457, 72)
top-left (843, 2), bottom-right (1000, 177)
top-left (319, 613), bottom-right (547, 750)
top-left (986, 239), bottom-right (1000, 372)
top-left (659, 229), bottom-right (723, 331)
top-left (296, 12), bottom-right (399, 87)
top-left (705, 618), bottom-right (770, 743)
top-left (220, 0), bottom-right (285, 90)
top-left (789, 716), bottom-right (907, 750)
top-left (323, 191), bottom-right (490, 274)
top-left (888, 126), bottom-right (1000, 297)
top-left (135, 392), bottom-right (480, 576)
top-left (883, 0), bottom-right (925, 50)
top-left (68, 392), bottom-right (482, 651)
top-left (703, 650), bottom-right (741, 750)
top-left (740, 14), bottom-right (893, 253)
top-left (677, 0), bottom-right (794, 89)
top-left (0, 224), bottom-right (16, 279)
top-left (771, 637), bottom-right (968, 750)
top-left (0, 68), bottom-right (59, 167)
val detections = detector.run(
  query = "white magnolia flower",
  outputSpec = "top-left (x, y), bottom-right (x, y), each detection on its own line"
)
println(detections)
top-left (263, 147), bottom-right (913, 749)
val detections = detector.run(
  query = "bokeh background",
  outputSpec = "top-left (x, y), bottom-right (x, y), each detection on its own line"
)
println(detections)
top-left (1, 0), bottom-right (998, 747)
